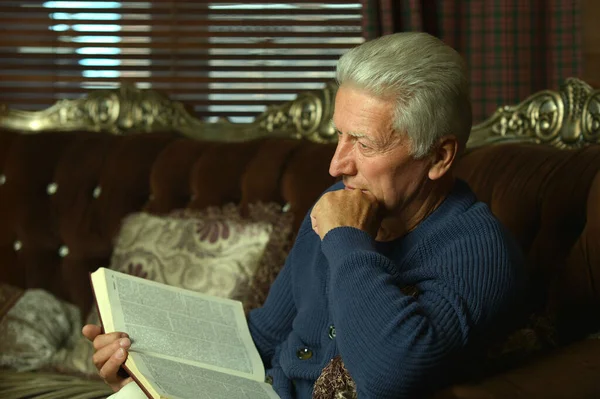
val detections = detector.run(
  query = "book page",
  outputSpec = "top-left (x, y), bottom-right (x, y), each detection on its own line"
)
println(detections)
top-left (93, 268), bottom-right (265, 382)
top-left (129, 352), bottom-right (280, 399)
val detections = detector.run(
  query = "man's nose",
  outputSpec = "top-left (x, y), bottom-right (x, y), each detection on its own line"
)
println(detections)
top-left (329, 140), bottom-right (356, 177)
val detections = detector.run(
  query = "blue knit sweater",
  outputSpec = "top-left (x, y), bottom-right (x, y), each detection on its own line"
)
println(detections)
top-left (248, 180), bottom-right (525, 398)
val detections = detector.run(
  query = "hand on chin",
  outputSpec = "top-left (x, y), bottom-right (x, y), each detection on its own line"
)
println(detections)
top-left (310, 188), bottom-right (381, 240)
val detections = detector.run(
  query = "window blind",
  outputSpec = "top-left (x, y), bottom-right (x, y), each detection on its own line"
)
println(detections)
top-left (0, 1), bottom-right (363, 122)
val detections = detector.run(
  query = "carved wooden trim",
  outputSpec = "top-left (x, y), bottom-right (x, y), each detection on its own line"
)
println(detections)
top-left (0, 82), bottom-right (338, 143)
top-left (1, 78), bottom-right (597, 149)
top-left (468, 77), bottom-right (600, 149)
top-left (256, 81), bottom-right (337, 143)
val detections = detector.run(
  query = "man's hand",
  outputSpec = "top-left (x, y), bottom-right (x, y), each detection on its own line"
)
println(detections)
top-left (310, 189), bottom-right (381, 240)
top-left (82, 324), bottom-right (133, 392)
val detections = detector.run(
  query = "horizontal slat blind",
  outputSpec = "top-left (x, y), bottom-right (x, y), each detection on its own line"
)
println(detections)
top-left (0, 1), bottom-right (363, 122)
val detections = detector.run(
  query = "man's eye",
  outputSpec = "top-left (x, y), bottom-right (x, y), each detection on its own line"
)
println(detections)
top-left (358, 142), bottom-right (369, 149)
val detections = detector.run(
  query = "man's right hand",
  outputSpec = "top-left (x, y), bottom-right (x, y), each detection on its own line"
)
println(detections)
top-left (82, 324), bottom-right (133, 392)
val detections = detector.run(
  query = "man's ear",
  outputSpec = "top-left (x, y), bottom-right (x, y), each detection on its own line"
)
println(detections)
top-left (428, 136), bottom-right (458, 181)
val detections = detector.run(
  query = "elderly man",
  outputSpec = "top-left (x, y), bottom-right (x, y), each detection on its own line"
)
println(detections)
top-left (84, 32), bottom-right (524, 398)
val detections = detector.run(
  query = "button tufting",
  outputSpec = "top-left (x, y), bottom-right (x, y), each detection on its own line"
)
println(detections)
top-left (47, 182), bottom-right (58, 195)
top-left (0, 174), bottom-right (6, 186)
top-left (58, 245), bottom-right (69, 257)
top-left (92, 186), bottom-right (102, 199)
top-left (13, 240), bottom-right (22, 252)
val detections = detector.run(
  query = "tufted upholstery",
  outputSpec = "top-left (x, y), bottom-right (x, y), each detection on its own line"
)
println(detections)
top-left (0, 129), bottom-right (599, 397)
top-left (0, 130), bottom-right (336, 316)
top-left (456, 144), bottom-right (600, 344)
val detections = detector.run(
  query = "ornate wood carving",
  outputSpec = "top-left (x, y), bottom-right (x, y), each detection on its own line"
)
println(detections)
top-left (0, 82), bottom-right (338, 143)
top-left (468, 78), bottom-right (600, 149)
top-left (1, 78), bottom-right (597, 150)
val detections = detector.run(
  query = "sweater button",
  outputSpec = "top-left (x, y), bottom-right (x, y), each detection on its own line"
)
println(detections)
top-left (296, 347), bottom-right (313, 360)
top-left (328, 325), bottom-right (336, 340)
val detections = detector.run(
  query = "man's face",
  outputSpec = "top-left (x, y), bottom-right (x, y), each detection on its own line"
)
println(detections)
top-left (330, 84), bottom-right (432, 213)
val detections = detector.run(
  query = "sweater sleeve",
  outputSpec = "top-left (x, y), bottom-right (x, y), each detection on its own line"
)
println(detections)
top-left (247, 252), bottom-right (297, 369)
top-left (321, 227), bottom-right (476, 398)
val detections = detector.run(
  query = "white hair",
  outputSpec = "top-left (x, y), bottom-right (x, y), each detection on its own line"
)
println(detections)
top-left (336, 32), bottom-right (472, 158)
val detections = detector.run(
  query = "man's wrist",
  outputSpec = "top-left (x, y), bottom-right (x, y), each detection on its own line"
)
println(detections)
top-left (321, 227), bottom-right (376, 265)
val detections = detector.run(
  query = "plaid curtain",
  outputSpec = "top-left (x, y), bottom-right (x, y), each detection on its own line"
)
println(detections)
top-left (361, 0), bottom-right (582, 123)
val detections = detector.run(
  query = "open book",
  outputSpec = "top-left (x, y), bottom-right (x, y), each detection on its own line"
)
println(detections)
top-left (91, 267), bottom-right (280, 399)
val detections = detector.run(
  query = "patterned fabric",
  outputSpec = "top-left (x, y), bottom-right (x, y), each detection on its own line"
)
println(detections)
top-left (0, 283), bottom-right (100, 378)
top-left (360, 0), bottom-right (582, 123)
top-left (49, 307), bottom-right (102, 378)
top-left (111, 202), bottom-right (293, 307)
top-left (238, 204), bottom-right (294, 313)
top-left (169, 202), bottom-right (294, 313)
top-left (111, 205), bottom-right (269, 300)
top-left (0, 202), bottom-right (292, 382)
top-left (0, 286), bottom-right (81, 372)
top-left (313, 356), bottom-right (357, 399)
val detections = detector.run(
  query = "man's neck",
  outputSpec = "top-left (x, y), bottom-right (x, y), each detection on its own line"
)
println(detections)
top-left (376, 175), bottom-right (455, 242)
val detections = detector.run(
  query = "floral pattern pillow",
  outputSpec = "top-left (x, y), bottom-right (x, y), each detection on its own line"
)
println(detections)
top-left (110, 202), bottom-right (293, 305)
top-left (0, 284), bottom-right (81, 372)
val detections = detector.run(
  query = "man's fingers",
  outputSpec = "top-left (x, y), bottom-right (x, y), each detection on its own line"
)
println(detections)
top-left (82, 324), bottom-right (102, 342)
top-left (92, 331), bottom-right (129, 350)
top-left (82, 325), bottom-right (132, 391)
top-left (93, 338), bottom-right (130, 370)
top-left (98, 347), bottom-right (128, 383)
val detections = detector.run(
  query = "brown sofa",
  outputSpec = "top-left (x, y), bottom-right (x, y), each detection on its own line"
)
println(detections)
top-left (0, 78), bottom-right (599, 398)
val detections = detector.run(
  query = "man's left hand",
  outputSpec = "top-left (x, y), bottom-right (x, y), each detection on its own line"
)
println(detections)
top-left (310, 189), bottom-right (381, 240)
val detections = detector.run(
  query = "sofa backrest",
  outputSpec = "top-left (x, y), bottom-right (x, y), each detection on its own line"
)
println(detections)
top-left (0, 132), bottom-right (336, 315)
top-left (0, 78), bottom-right (599, 344)
top-left (1, 130), bottom-right (599, 345)
top-left (456, 143), bottom-right (600, 344)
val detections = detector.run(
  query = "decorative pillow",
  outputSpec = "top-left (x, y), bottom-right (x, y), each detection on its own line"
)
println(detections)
top-left (0, 284), bottom-right (81, 372)
top-left (110, 202), bottom-right (293, 308)
top-left (232, 203), bottom-right (294, 313)
top-left (49, 307), bottom-right (102, 379)
top-left (45, 202), bottom-right (293, 380)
